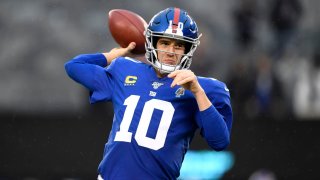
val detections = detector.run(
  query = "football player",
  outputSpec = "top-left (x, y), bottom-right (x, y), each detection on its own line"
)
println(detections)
top-left (65, 7), bottom-right (233, 180)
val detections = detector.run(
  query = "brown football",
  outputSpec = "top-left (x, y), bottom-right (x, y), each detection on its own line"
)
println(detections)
top-left (108, 9), bottom-right (147, 54)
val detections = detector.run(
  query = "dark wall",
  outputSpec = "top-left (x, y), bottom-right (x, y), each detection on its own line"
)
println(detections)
top-left (1, 107), bottom-right (320, 179)
top-left (0, 104), bottom-right (113, 179)
top-left (225, 119), bottom-right (320, 179)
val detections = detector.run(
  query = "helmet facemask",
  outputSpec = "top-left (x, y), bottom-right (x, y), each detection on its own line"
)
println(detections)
top-left (145, 29), bottom-right (201, 74)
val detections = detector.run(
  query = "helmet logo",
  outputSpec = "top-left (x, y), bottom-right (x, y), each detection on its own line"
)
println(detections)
top-left (165, 20), bottom-right (184, 36)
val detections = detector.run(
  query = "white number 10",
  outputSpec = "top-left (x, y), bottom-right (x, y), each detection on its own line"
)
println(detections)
top-left (114, 95), bottom-right (175, 150)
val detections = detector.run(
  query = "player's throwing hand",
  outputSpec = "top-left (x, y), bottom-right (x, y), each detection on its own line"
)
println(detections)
top-left (103, 42), bottom-right (136, 64)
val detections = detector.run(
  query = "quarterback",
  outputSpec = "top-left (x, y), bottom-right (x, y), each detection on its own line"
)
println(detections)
top-left (65, 7), bottom-right (233, 180)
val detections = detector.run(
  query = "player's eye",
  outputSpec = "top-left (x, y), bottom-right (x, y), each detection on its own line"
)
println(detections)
top-left (175, 43), bottom-right (184, 48)
top-left (160, 41), bottom-right (170, 45)
top-left (175, 42), bottom-right (186, 50)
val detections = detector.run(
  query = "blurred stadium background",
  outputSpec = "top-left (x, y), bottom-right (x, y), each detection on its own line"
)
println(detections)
top-left (1, 0), bottom-right (320, 179)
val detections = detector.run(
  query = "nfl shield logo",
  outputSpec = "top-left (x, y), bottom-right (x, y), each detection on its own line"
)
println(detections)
top-left (152, 82), bottom-right (164, 89)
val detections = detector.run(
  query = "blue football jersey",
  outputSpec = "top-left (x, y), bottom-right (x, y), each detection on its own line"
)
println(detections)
top-left (65, 54), bottom-right (232, 179)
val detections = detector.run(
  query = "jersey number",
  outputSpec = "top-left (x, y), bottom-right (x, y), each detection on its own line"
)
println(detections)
top-left (114, 95), bottom-right (175, 150)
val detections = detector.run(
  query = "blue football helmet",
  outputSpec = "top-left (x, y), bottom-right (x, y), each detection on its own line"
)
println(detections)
top-left (145, 7), bottom-right (201, 73)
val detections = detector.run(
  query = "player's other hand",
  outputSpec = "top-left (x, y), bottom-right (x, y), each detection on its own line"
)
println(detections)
top-left (168, 70), bottom-right (204, 95)
top-left (103, 42), bottom-right (137, 64)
